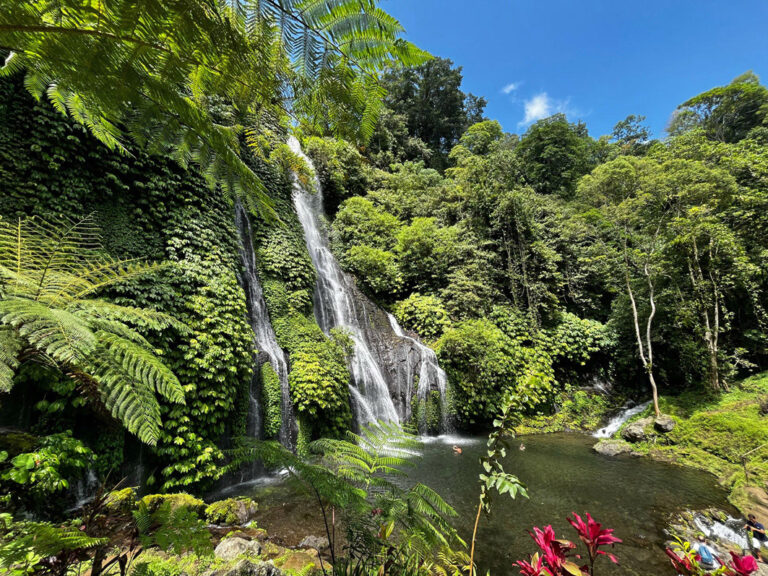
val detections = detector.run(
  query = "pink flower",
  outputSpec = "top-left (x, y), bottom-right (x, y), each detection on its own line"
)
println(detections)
top-left (517, 552), bottom-right (552, 576)
top-left (530, 525), bottom-right (577, 574)
top-left (567, 513), bottom-right (621, 565)
top-left (722, 551), bottom-right (758, 576)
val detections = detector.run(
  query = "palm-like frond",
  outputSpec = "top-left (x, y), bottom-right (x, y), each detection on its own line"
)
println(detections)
top-left (0, 0), bottom-right (429, 210)
top-left (0, 328), bottom-right (21, 392)
top-left (0, 215), bottom-right (185, 445)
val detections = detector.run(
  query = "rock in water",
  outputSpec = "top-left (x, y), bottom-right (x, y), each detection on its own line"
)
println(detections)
top-left (593, 439), bottom-right (634, 456)
top-left (654, 414), bottom-right (676, 433)
top-left (621, 417), bottom-right (653, 442)
top-left (299, 535), bottom-right (330, 550)
top-left (215, 537), bottom-right (262, 561)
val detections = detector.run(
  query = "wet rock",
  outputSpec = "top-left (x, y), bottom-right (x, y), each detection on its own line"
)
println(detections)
top-left (299, 535), bottom-right (329, 550)
top-left (0, 428), bottom-right (38, 455)
top-left (215, 537), bottom-right (262, 561)
top-left (621, 417), bottom-right (654, 443)
top-left (593, 439), bottom-right (634, 456)
top-left (654, 414), bottom-right (676, 433)
top-left (208, 559), bottom-right (282, 576)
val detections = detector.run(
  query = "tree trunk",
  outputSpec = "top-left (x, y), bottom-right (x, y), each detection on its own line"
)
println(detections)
top-left (625, 256), bottom-right (661, 417)
top-left (469, 498), bottom-right (483, 576)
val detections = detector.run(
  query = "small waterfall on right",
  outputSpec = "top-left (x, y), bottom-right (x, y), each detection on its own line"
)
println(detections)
top-left (386, 313), bottom-right (452, 433)
top-left (235, 202), bottom-right (297, 449)
top-left (593, 400), bottom-right (652, 438)
top-left (289, 137), bottom-right (399, 427)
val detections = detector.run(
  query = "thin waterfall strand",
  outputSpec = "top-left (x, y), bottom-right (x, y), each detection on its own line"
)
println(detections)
top-left (235, 202), bottom-right (296, 449)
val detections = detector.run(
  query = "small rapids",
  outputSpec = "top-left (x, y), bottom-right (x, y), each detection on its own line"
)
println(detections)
top-left (594, 400), bottom-right (652, 438)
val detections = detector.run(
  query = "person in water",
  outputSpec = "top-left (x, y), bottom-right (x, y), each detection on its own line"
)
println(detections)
top-left (745, 513), bottom-right (767, 562)
top-left (452, 445), bottom-right (462, 455)
top-left (693, 534), bottom-right (717, 569)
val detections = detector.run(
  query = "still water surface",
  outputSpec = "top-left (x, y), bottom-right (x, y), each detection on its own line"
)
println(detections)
top-left (233, 433), bottom-right (735, 576)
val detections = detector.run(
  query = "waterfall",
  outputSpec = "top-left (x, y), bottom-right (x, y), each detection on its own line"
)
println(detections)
top-left (69, 468), bottom-right (98, 510)
top-left (593, 400), bottom-right (652, 438)
top-left (288, 136), bottom-right (399, 427)
top-left (386, 313), bottom-right (452, 433)
top-left (235, 202), bottom-right (297, 449)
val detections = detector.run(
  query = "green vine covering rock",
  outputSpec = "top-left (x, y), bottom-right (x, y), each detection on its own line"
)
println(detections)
top-left (0, 77), bottom-right (254, 492)
top-left (261, 363), bottom-right (282, 440)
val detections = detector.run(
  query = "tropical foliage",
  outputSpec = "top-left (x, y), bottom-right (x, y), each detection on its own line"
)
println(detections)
top-left (0, 215), bottom-right (184, 445)
top-left (0, 0), bottom-right (429, 215)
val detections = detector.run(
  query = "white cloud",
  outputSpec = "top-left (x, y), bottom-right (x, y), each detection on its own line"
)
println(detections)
top-left (518, 92), bottom-right (576, 126)
top-left (501, 82), bottom-right (519, 94)
top-left (521, 92), bottom-right (552, 124)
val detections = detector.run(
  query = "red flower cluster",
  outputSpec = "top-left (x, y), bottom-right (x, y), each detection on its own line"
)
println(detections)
top-left (665, 544), bottom-right (759, 576)
top-left (515, 513), bottom-right (621, 576)
top-left (567, 513), bottom-right (621, 567)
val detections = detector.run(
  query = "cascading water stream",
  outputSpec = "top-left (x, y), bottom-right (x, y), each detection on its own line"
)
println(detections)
top-left (386, 313), bottom-right (452, 433)
top-left (288, 136), bottom-right (399, 427)
top-left (593, 400), bottom-right (652, 438)
top-left (235, 202), bottom-right (296, 449)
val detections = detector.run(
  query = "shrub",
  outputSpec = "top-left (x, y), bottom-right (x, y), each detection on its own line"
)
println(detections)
top-left (394, 293), bottom-right (451, 341)
top-left (333, 196), bottom-right (402, 251)
top-left (344, 245), bottom-right (402, 296)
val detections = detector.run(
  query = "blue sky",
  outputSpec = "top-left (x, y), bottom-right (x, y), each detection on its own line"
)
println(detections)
top-left (383, 0), bottom-right (768, 138)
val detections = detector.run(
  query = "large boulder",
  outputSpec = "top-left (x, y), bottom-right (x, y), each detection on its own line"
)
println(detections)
top-left (593, 439), bottom-right (634, 457)
top-left (208, 559), bottom-right (282, 576)
top-left (206, 497), bottom-right (259, 525)
top-left (654, 414), bottom-right (676, 433)
top-left (299, 535), bottom-right (329, 550)
top-left (621, 417), bottom-right (653, 443)
top-left (215, 537), bottom-right (262, 561)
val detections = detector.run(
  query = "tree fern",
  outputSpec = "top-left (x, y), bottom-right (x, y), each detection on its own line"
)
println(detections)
top-left (0, 215), bottom-right (185, 445)
top-left (0, 0), bottom-right (429, 214)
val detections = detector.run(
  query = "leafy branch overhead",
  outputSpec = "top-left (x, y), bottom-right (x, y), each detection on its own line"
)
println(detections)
top-left (0, 215), bottom-right (186, 445)
top-left (0, 0), bottom-right (429, 216)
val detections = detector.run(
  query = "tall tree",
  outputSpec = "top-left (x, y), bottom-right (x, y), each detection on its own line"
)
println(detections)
top-left (379, 57), bottom-right (487, 169)
top-left (668, 72), bottom-right (768, 143)
top-left (515, 113), bottom-right (596, 198)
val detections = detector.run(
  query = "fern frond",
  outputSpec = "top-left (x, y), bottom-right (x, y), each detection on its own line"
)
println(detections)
top-left (0, 328), bottom-right (22, 392)
top-left (0, 297), bottom-right (96, 364)
top-left (0, 215), bottom-right (183, 445)
top-left (89, 354), bottom-right (164, 446)
top-left (71, 300), bottom-right (189, 334)
top-left (95, 332), bottom-right (185, 404)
